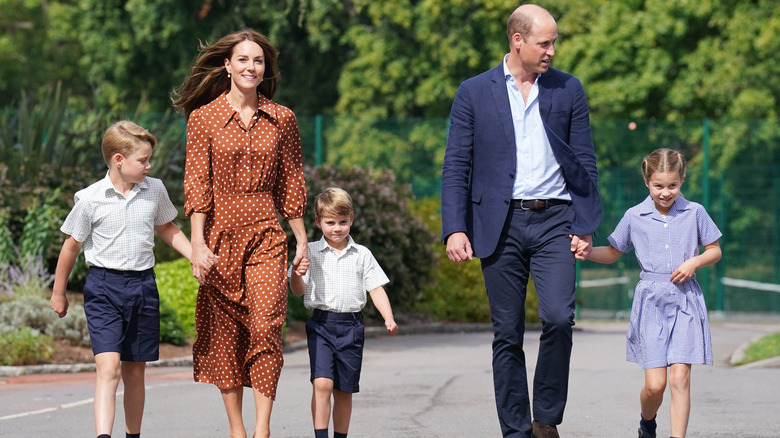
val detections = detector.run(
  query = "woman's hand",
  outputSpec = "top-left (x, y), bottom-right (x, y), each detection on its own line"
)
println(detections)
top-left (191, 241), bottom-right (218, 284)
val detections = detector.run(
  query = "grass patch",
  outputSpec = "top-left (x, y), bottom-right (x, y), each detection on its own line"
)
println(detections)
top-left (737, 332), bottom-right (780, 365)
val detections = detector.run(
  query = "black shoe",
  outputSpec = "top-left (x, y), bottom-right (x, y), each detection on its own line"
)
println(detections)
top-left (532, 420), bottom-right (560, 438)
top-left (638, 427), bottom-right (656, 438)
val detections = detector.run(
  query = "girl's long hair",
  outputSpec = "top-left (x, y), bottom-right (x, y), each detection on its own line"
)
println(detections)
top-left (172, 29), bottom-right (279, 119)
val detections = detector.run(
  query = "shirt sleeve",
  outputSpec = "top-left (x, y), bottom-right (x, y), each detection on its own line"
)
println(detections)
top-left (607, 211), bottom-right (633, 253)
top-left (60, 193), bottom-right (92, 243)
top-left (362, 250), bottom-right (390, 292)
top-left (272, 108), bottom-right (307, 219)
top-left (696, 205), bottom-right (722, 246)
top-left (184, 108), bottom-right (214, 216)
top-left (153, 179), bottom-right (179, 226)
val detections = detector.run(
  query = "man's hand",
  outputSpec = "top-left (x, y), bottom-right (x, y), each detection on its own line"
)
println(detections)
top-left (446, 232), bottom-right (473, 262)
top-left (569, 234), bottom-right (593, 261)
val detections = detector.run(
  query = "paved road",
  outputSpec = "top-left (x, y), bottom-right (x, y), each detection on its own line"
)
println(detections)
top-left (1, 321), bottom-right (779, 437)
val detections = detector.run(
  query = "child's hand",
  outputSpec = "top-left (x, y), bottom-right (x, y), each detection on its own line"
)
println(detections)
top-left (292, 257), bottom-right (310, 276)
top-left (670, 259), bottom-right (697, 283)
top-left (569, 234), bottom-right (592, 261)
top-left (50, 294), bottom-right (69, 318)
top-left (385, 319), bottom-right (398, 336)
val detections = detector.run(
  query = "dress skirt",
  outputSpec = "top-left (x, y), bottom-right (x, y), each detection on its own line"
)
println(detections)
top-left (193, 192), bottom-right (289, 400)
top-left (626, 272), bottom-right (713, 369)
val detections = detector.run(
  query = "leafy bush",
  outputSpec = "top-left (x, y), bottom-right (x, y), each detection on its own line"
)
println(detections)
top-left (292, 165), bottom-right (437, 316)
top-left (1, 254), bottom-right (54, 299)
top-left (155, 257), bottom-right (199, 338)
top-left (159, 299), bottom-right (187, 346)
top-left (411, 196), bottom-right (540, 324)
top-left (0, 327), bottom-right (56, 366)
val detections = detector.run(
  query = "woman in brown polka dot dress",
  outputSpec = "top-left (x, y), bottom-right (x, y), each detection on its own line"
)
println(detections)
top-left (173, 29), bottom-right (308, 438)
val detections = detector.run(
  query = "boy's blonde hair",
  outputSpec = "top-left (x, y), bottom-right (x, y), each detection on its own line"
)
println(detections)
top-left (641, 148), bottom-right (686, 182)
top-left (102, 120), bottom-right (157, 167)
top-left (314, 187), bottom-right (353, 218)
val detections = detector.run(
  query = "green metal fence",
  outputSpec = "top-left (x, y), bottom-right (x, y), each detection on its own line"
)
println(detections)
top-left (297, 116), bottom-right (780, 317)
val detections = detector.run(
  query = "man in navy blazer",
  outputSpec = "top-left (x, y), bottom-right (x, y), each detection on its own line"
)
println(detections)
top-left (441, 4), bottom-right (601, 438)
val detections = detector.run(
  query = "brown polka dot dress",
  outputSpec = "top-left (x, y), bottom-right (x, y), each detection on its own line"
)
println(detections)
top-left (184, 92), bottom-right (306, 400)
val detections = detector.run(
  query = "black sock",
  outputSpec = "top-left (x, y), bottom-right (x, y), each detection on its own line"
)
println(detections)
top-left (97, 435), bottom-right (110, 438)
top-left (126, 434), bottom-right (140, 438)
top-left (314, 429), bottom-right (328, 438)
top-left (640, 413), bottom-right (657, 434)
top-left (334, 433), bottom-right (347, 438)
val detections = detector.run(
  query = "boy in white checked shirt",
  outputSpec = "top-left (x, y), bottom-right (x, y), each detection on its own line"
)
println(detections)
top-left (49, 121), bottom-right (201, 438)
top-left (289, 187), bottom-right (398, 438)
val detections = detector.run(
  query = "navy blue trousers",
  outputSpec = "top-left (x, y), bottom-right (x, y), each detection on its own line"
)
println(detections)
top-left (480, 204), bottom-right (576, 438)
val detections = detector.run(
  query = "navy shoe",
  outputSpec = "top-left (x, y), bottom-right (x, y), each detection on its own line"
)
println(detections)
top-left (638, 427), bottom-right (656, 438)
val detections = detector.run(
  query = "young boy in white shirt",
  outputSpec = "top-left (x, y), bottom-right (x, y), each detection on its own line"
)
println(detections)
top-left (49, 120), bottom-right (205, 438)
top-left (290, 187), bottom-right (398, 438)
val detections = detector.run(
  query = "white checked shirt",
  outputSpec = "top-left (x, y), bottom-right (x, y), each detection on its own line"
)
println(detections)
top-left (291, 236), bottom-right (390, 313)
top-left (61, 173), bottom-right (179, 271)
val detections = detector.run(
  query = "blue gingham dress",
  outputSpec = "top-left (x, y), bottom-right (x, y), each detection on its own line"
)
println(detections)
top-left (608, 196), bottom-right (722, 369)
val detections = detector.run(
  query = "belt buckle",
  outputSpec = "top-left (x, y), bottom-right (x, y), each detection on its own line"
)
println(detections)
top-left (520, 199), bottom-right (547, 210)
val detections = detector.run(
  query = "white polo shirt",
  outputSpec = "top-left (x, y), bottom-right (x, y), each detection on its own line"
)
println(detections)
top-left (61, 173), bottom-right (178, 271)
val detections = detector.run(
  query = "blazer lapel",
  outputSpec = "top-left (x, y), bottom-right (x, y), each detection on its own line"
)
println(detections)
top-left (538, 71), bottom-right (553, 121)
top-left (489, 64), bottom-right (516, 150)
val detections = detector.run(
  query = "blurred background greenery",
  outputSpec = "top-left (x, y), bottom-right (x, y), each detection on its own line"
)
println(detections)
top-left (1, 0), bottom-right (779, 363)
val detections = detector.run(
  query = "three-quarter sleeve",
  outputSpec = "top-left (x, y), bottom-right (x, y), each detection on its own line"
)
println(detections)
top-left (272, 109), bottom-right (306, 219)
top-left (184, 108), bottom-right (214, 216)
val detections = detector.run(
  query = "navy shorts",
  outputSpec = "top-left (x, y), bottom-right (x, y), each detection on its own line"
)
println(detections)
top-left (83, 267), bottom-right (160, 362)
top-left (306, 309), bottom-right (365, 393)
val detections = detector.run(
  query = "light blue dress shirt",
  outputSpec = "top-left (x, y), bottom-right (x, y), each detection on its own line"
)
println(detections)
top-left (503, 55), bottom-right (570, 201)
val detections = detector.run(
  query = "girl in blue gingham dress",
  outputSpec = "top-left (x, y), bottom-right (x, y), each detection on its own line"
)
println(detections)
top-left (583, 148), bottom-right (722, 438)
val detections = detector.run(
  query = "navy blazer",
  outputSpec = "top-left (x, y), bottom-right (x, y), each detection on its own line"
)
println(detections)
top-left (441, 63), bottom-right (602, 258)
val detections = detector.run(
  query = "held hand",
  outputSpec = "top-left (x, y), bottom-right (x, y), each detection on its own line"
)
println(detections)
top-left (445, 232), bottom-right (473, 263)
top-left (292, 241), bottom-right (309, 268)
top-left (292, 257), bottom-right (310, 276)
top-left (191, 242), bottom-right (218, 284)
top-left (569, 234), bottom-right (593, 261)
top-left (50, 294), bottom-right (69, 318)
top-left (670, 259), bottom-right (697, 283)
top-left (385, 319), bottom-right (398, 336)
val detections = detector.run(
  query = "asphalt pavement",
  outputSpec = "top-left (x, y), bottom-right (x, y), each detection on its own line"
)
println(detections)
top-left (1, 320), bottom-right (779, 437)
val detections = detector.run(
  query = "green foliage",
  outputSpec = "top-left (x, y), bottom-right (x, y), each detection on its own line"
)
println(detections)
top-left (734, 332), bottom-right (780, 365)
top-left (294, 165), bottom-right (437, 315)
top-left (1, 255), bottom-right (54, 298)
top-left (155, 257), bottom-right (199, 338)
top-left (159, 299), bottom-right (187, 346)
top-left (0, 326), bottom-right (56, 366)
top-left (0, 210), bottom-right (14, 265)
top-left (411, 196), bottom-right (540, 323)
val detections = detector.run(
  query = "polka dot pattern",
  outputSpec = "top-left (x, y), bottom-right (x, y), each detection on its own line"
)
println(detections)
top-left (184, 92), bottom-right (306, 400)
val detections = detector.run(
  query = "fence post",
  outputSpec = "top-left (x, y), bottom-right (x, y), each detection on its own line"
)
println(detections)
top-left (315, 114), bottom-right (323, 166)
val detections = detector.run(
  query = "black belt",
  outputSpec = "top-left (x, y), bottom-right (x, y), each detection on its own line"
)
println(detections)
top-left (511, 199), bottom-right (570, 211)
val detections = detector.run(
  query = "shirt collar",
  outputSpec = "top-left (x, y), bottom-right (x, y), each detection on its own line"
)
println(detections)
top-left (214, 91), bottom-right (278, 128)
top-left (100, 171), bottom-right (147, 197)
top-left (503, 53), bottom-right (539, 87)
top-left (317, 235), bottom-right (356, 254)
top-left (638, 195), bottom-right (691, 216)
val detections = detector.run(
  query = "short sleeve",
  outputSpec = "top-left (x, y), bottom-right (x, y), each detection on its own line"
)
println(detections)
top-left (184, 108), bottom-right (214, 216)
top-left (607, 211), bottom-right (633, 254)
top-left (272, 109), bottom-right (307, 219)
top-left (696, 206), bottom-right (722, 246)
top-left (152, 179), bottom-right (179, 226)
top-left (61, 194), bottom-right (93, 243)
top-left (362, 250), bottom-right (390, 292)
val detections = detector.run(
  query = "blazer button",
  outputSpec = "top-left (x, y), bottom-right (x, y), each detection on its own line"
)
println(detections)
top-left (509, 173), bottom-right (514, 179)
top-left (504, 200), bottom-right (509, 205)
